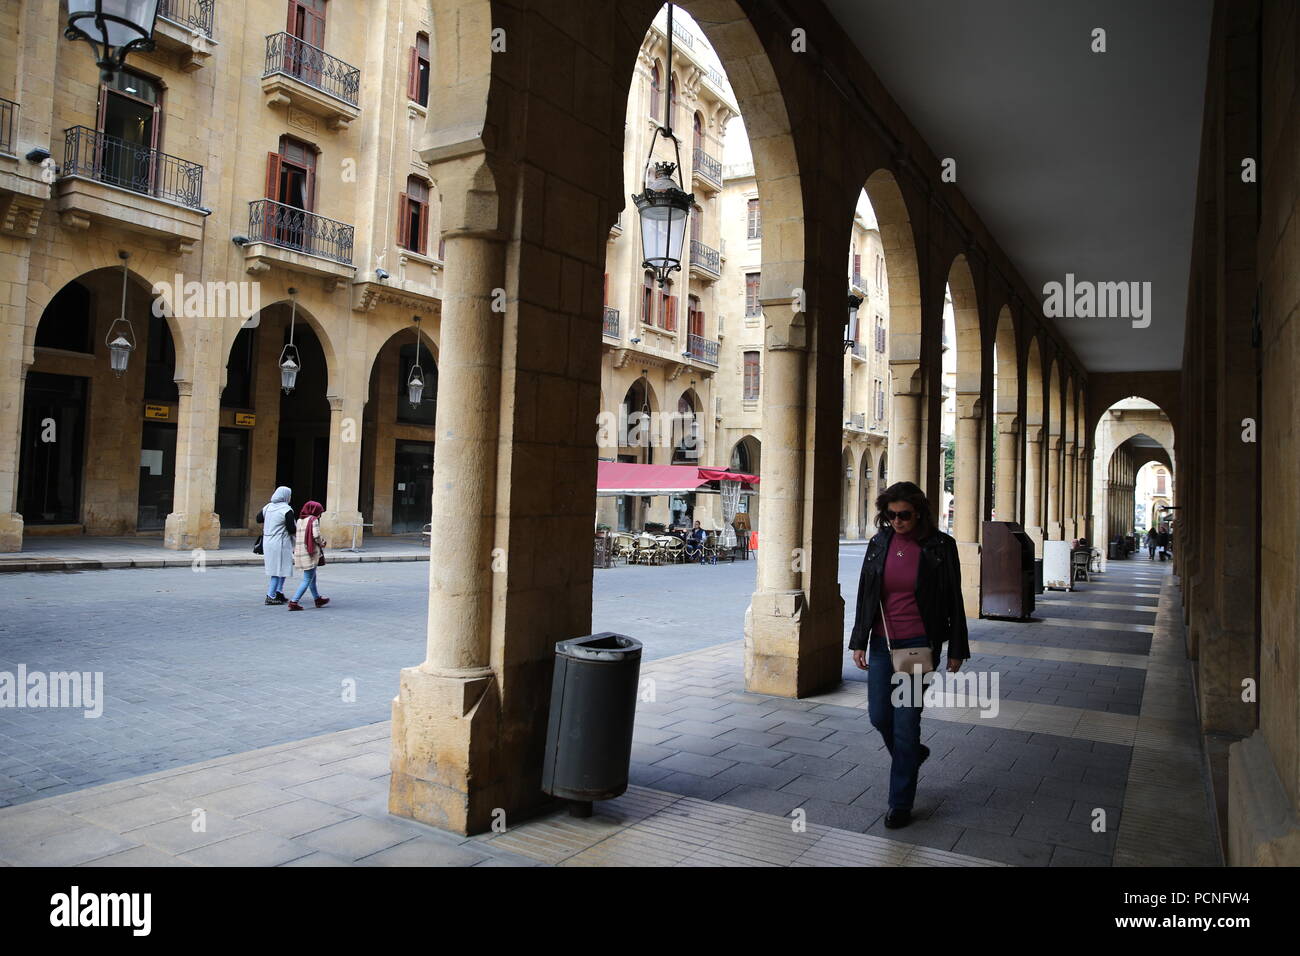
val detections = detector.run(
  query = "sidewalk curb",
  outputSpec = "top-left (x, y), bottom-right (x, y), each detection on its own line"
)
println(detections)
top-left (0, 553), bottom-right (432, 573)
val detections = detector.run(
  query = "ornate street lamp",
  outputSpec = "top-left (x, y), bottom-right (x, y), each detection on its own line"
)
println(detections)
top-left (407, 315), bottom-right (426, 407)
top-left (105, 250), bottom-right (136, 378)
top-left (632, 3), bottom-right (693, 289)
top-left (845, 291), bottom-right (864, 352)
top-left (65, 1), bottom-right (161, 83)
top-left (279, 288), bottom-right (301, 394)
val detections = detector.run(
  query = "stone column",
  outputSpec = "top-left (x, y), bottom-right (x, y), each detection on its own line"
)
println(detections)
top-left (843, 454), bottom-right (860, 540)
top-left (1023, 425), bottom-right (1043, 551)
top-left (747, 342), bottom-right (807, 695)
top-left (0, 246), bottom-right (32, 553)
top-left (1062, 440), bottom-right (1077, 541)
top-left (994, 412), bottom-right (1019, 524)
top-left (1045, 433), bottom-right (1061, 539)
top-left (321, 394), bottom-right (366, 547)
top-left (389, 231), bottom-right (505, 833)
top-left (953, 395), bottom-right (982, 617)
top-left (163, 376), bottom-right (222, 551)
top-left (888, 361), bottom-right (923, 485)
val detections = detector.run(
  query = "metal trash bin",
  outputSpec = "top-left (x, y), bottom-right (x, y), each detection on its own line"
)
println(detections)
top-left (542, 632), bottom-right (643, 816)
top-left (1033, 557), bottom-right (1044, 594)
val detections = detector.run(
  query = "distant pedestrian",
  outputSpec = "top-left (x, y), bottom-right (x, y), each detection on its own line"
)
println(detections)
top-left (288, 500), bottom-right (330, 611)
top-left (1146, 527), bottom-right (1157, 560)
top-left (849, 481), bottom-right (970, 830)
top-left (258, 486), bottom-right (295, 605)
top-left (1158, 524), bottom-right (1171, 561)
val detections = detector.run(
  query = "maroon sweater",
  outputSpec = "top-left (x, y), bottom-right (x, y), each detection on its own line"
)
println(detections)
top-left (871, 528), bottom-right (927, 643)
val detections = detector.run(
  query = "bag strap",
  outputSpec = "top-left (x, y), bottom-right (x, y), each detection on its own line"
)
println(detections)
top-left (879, 599), bottom-right (893, 652)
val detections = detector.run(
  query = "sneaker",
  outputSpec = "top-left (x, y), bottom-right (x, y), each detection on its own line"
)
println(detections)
top-left (276, 592), bottom-right (288, 602)
top-left (265, 595), bottom-right (286, 606)
top-left (287, 600), bottom-right (304, 611)
top-left (314, 597), bottom-right (330, 608)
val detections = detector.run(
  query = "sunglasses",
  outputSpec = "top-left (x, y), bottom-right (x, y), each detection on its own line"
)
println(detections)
top-left (886, 510), bottom-right (914, 522)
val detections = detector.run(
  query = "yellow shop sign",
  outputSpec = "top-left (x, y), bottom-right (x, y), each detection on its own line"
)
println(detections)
top-left (144, 405), bottom-right (170, 420)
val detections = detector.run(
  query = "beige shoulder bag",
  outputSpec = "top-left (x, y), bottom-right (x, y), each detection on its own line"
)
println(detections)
top-left (880, 600), bottom-right (935, 676)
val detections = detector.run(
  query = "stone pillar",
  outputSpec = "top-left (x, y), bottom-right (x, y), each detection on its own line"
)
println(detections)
top-left (1023, 425), bottom-right (1043, 550)
top-left (1045, 433), bottom-right (1061, 539)
top-left (0, 247), bottom-right (32, 553)
top-left (321, 394), bottom-right (366, 547)
top-left (389, 231), bottom-right (505, 834)
top-left (994, 412), bottom-right (1019, 524)
top-left (843, 458), bottom-right (860, 540)
top-left (1062, 440), bottom-right (1077, 541)
top-left (747, 343), bottom-right (808, 696)
top-left (163, 376), bottom-right (222, 551)
top-left (888, 361), bottom-right (923, 485)
top-left (953, 395), bottom-right (982, 617)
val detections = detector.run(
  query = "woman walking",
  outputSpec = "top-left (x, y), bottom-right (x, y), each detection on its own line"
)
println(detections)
top-left (258, 486), bottom-right (295, 605)
top-left (848, 481), bottom-right (970, 829)
top-left (288, 500), bottom-right (330, 611)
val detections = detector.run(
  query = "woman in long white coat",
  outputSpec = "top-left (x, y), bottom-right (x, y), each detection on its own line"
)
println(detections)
top-left (259, 486), bottom-right (296, 605)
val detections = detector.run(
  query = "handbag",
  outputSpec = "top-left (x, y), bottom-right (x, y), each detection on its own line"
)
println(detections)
top-left (253, 535), bottom-right (263, 555)
top-left (880, 600), bottom-right (934, 675)
top-left (317, 548), bottom-right (326, 566)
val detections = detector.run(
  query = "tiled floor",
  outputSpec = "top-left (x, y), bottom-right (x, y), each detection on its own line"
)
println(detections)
top-left (0, 558), bottom-right (1219, 867)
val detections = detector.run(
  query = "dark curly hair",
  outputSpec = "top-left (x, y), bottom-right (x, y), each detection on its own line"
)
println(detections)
top-left (874, 481), bottom-right (936, 539)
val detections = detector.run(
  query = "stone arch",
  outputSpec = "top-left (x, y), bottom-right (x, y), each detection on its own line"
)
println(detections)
top-left (946, 253), bottom-right (983, 546)
top-left (992, 304), bottom-right (1019, 520)
top-left (864, 168), bottom-right (922, 365)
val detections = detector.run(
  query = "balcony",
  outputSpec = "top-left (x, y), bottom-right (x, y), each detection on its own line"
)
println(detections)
top-left (689, 239), bottom-right (720, 280)
top-left (692, 147), bottom-right (722, 192)
top-left (261, 33), bottom-right (361, 131)
top-left (55, 126), bottom-right (207, 253)
top-left (845, 413), bottom-right (866, 431)
top-left (609, 210), bottom-right (622, 237)
top-left (850, 340), bottom-right (868, 361)
top-left (242, 199), bottom-right (355, 291)
top-left (154, 0), bottom-right (216, 71)
top-left (850, 271), bottom-right (868, 297)
top-left (0, 99), bottom-right (50, 240)
top-left (671, 20), bottom-right (696, 49)
top-left (685, 333), bottom-right (719, 365)
top-left (603, 306), bottom-right (620, 338)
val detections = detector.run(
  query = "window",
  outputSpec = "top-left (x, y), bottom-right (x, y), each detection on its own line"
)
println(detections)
top-left (687, 295), bottom-right (702, 337)
top-left (743, 351), bottom-right (760, 400)
top-left (670, 74), bottom-right (679, 130)
top-left (398, 176), bottom-right (430, 254)
top-left (660, 279), bottom-right (676, 331)
top-left (98, 69), bottom-right (162, 194)
top-left (746, 199), bottom-right (761, 239)
top-left (853, 252), bottom-right (861, 282)
top-left (693, 112), bottom-right (703, 151)
top-left (874, 379), bottom-right (885, 421)
top-left (267, 136), bottom-right (316, 210)
top-left (875, 315), bottom-right (885, 352)
top-left (745, 272), bottom-right (761, 316)
top-left (1156, 471), bottom-right (1166, 495)
top-left (650, 62), bottom-right (662, 121)
top-left (408, 33), bottom-right (430, 106)
top-left (642, 271), bottom-right (655, 324)
top-left (691, 203), bottom-right (702, 244)
top-left (875, 254), bottom-right (883, 289)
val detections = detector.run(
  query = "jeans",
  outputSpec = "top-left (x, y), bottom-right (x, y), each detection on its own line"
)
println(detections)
top-left (293, 568), bottom-right (320, 602)
top-left (866, 631), bottom-right (929, 810)
top-left (267, 575), bottom-right (285, 598)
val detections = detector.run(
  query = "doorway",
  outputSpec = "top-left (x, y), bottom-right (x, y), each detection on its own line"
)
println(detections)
top-left (215, 428), bottom-right (251, 529)
top-left (18, 373), bottom-right (88, 525)
top-left (391, 441), bottom-right (433, 533)
top-left (97, 70), bottom-right (161, 195)
top-left (137, 422), bottom-right (177, 531)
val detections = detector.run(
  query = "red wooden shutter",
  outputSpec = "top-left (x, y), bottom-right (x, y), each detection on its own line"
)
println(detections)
top-left (407, 47), bottom-right (419, 100)
top-left (265, 152), bottom-right (282, 201)
top-left (666, 295), bottom-right (677, 332)
top-left (418, 200), bottom-right (429, 254)
top-left (304, 165), bottom-right (316, 211)
top-left (397, 192), bottom-right (410, 248)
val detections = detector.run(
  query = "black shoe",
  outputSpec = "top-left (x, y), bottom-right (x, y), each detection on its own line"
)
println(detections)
top-left (884, 808), bottom-right (912, 829)
top-left (276, 591), bottom-right (288, 602)
top-left (919, 744), bottom-right (931, 768)
top-left (265, 595), bottom-right (286, 605)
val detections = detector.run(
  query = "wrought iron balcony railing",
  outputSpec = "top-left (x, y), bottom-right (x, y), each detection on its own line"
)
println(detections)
top-left (603, 306), bottom-right (619, 337)
top-left (851, 340), bottom-right (867, 359)
top-left (851, 270), bottom-right (865, 291)
top-left (689, 239), bottom-right (720, 277)
top-left (686, 333), bottom-right (719, 365)
top-left (159, 0), bottom-right (215, 36)
top-left (0, 98), bottom-right (16, 155)
top-left (248, 198), bottom-right (354, 265)
top-left (693, 147), bottom-right (722, 188)
top-left (263, 32), bottom-right (360, 107)
top-left (671, 20), bottom-right (695, 49)
top-left (61, 126), bottom-right (204, 208)
top-left (850, 413), bottom-right (866, 429)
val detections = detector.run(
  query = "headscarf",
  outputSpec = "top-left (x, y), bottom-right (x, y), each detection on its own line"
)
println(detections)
top-left (270, 486), bottom-right (292, 504)
top-left (299, 500), bottom-right (324, 554)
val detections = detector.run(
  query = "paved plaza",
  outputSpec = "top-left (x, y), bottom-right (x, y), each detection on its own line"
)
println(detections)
top-left (0, 547), bottom-right (1220, 866)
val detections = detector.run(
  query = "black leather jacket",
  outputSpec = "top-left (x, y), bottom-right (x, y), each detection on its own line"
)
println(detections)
top-left (848, 526), bottom-right (971, 665)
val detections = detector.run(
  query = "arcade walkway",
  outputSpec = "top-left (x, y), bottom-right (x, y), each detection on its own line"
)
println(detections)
top-left (0, 560), bottom-right (1218, 866)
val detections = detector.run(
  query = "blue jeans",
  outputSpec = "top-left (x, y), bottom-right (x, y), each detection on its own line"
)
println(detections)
top-left (867, 631), bottom-right (929, 810)
top-left (267, 576), bottom-right (285, 598)
top-left (292, 568), bottom-right (320, 602)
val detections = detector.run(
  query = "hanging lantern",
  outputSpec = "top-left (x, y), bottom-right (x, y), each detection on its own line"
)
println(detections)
top-left (632, 3), bottom-right (693, 289)
top-left (104, 250), bottom-right (135, 378)
top-left (407, 315), bottom-right (425, 407)
top-left (65, 1), bottom-right (161, 83)
top-left (279, 288), bottom-right (301, 394)
top-left (845, 292), bottom-right (864, 352)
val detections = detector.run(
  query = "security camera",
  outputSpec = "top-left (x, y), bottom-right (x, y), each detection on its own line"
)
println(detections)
top-left (375, 268), bottom-right (390, 280)
top-left (231, 234), bottom-right (250, 246)
top-left (25, 147), bottom-right (51, 164)
top-left (629, 337), bottom-right (641, 344)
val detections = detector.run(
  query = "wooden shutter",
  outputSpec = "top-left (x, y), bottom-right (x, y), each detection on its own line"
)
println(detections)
top-left (397, 192), bottom-right (410, 248)
top-left (407, 47), bottom-right (419, 100)
top-left (418, 199), bottom-right (429, 254)
top-left (265, 152), bottom-right (282, 201)
top-left (665, 295), bottom-right (677, 332)
top-left (853, 254), bottom-right (861, 277)
top-left (304, 164), bottom-right (316, 211)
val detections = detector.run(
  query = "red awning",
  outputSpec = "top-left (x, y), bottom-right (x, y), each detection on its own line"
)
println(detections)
top-left (596, 461), bottom-right (759, 497)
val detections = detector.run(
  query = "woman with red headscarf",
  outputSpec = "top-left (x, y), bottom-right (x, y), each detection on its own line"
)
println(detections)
top-left (288, 500), bottom-right (330, 610)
